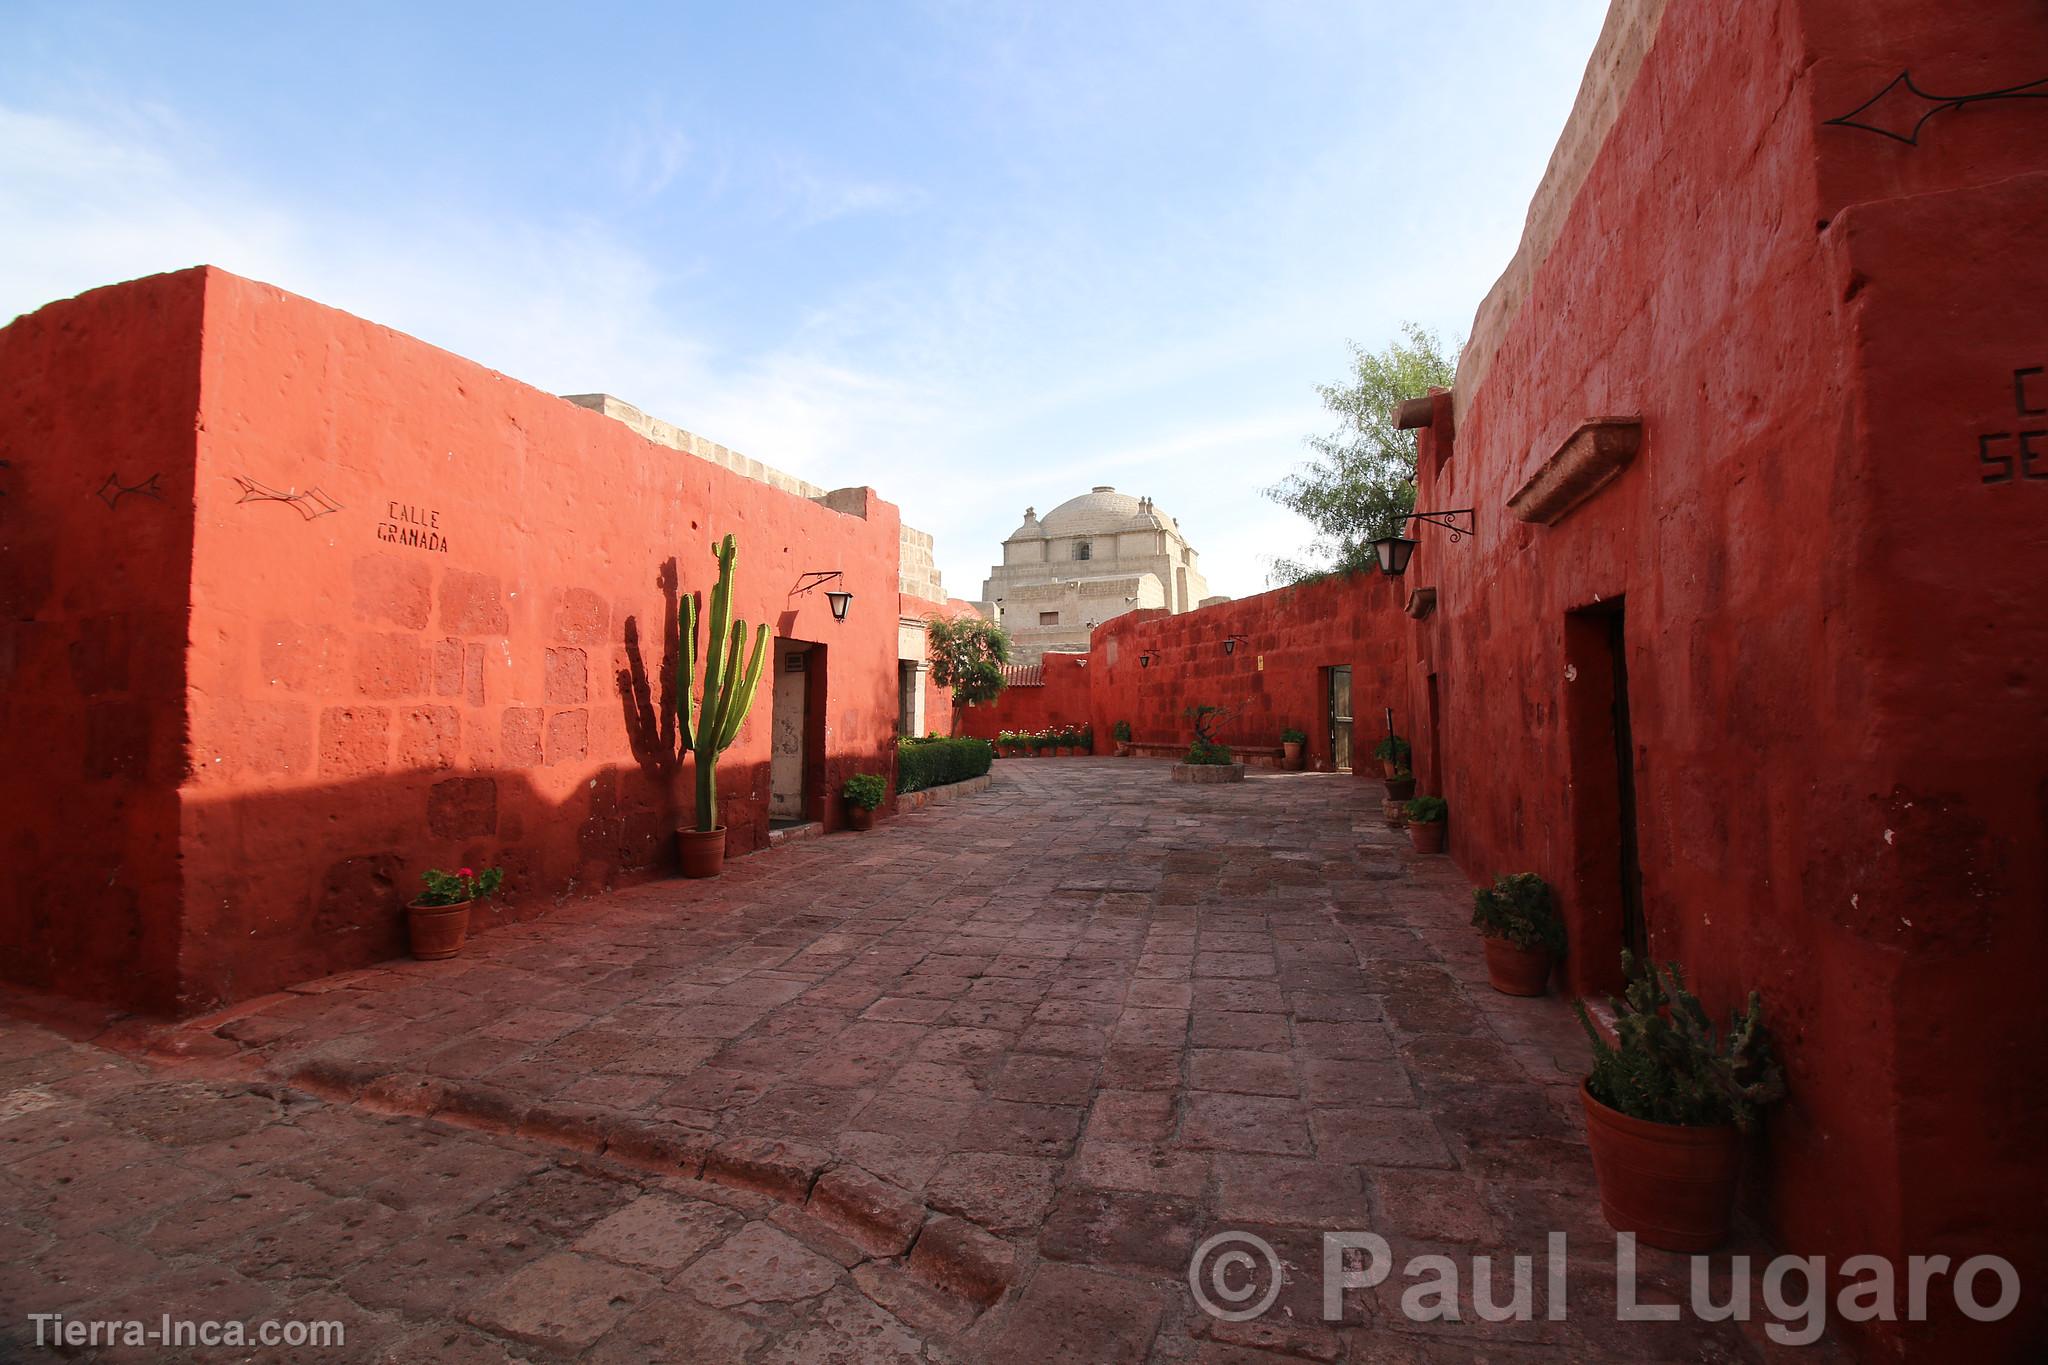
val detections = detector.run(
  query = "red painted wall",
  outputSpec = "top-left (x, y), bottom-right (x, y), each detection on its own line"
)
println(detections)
top-left (0, 271), bottom-right (204, 1016)
top-left (1410, 1), bottom-right (2048, 1357)
top-left (957, 653), bottom-right (1093, 742)
top-left (967, 573), bottom-right (1416, 777)
top-left (2, 267), bottom-right (910, 1016)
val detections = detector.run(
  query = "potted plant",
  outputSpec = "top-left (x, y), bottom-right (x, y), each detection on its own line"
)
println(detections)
top-left (1372, 733), bottom-right (1411, 779)
top-left (1280, 727), bottom-right (1306, 770)
top-left (842, 773), bottom-right (886, 831)
top-left (677, 534), bottom-right (769, 878)
top-left (1470, 872), bottom-right (1564, 995)
top-left (1574, 955), bottom-right (1786, 1252)
top-left (1384, 766), bottom-right (1417, 802)
top-left (1077, 724), bottom-right (1094, 755)
top-left (407, 865), bottom-right (504, 960)
top-left (1173, 705), bottom-right (1245, 783)
top-left (1403, 794), bottom-right (1446, 852)
top-left (1112, 720), bottom-right (1133, 757)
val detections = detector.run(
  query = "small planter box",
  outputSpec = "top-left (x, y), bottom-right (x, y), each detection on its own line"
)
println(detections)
top-left (1172, 762), bottom-right (1246, 784)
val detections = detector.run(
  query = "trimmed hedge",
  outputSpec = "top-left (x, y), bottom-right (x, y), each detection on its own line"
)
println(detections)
top-left (897, 736), bottom-right (994, 794)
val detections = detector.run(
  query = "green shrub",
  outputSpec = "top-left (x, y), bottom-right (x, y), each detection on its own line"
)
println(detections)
top-left (1185, 739), bottom-right (1235, 766)
top-left (417, 865), bottom-right (504, 907)
top-left (842, 773), bottom-right (887, 810)
top-left (897, 736), bottom-right (993, 793)
top-left (1280, 727), bottom-right (1307, 744)
top-left (1469, 872), bottom-right (1562, 953)
top-left (1112, 720), bottom-right (1132, 742)
top-left (1404, 795), bottom-right (1447, 823)
top-left (1372, 733), bottom-right (1411, 764)
top-left (1575, 953), bottom-right (1786, 1132)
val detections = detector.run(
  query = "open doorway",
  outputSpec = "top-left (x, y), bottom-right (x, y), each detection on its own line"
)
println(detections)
top-left (1425, 671), bottom-right (1443, 795)
top-left (771, 639), bottom-right (815, 830)
top-left (1327, 665), bottom-right (1353, 773)
top-left (1564, 600), bottom-right (1646, 991)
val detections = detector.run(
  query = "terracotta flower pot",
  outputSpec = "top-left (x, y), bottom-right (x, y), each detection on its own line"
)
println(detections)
top-left (1283, 740), bottom-right (1303, 770)
top-left (1381, 758), bottom-right (1399, 779)
top-left (1381, 798), bottom-right (1407, 829)
top-left (1384, 776), bottom-right (1417, 802)
top-left (406, 899), bottom-right (472, 960)
top-left (677, 826), bottom-right (727, 879)
top-left (1580, 1081), bottom-right (1743, 1252)
top-left (848, 804), bottom-right (876, 832)
top-left (1482, 936), bottom-right (1552, 996)
top-left (1408, 819), bottom-right (1445, 854)
top-left (1115, 743), bottom-right (1132, 757)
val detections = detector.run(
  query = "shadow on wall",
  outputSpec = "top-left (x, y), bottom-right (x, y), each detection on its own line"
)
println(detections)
top-left (35, 756), bottom-right (772, 1019)
top-left (618, 555), bottom-right (684, 784)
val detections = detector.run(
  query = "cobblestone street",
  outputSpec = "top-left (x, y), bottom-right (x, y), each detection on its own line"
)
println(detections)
top-left (2, 760), bottom-right (1832, 1362)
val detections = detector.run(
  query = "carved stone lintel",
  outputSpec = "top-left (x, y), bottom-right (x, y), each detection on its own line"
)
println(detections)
top-left (1507, 417), bottom-right (1643, 525)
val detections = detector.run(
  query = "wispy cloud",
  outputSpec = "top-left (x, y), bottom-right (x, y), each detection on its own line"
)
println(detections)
top-left (610, 101), bottom-right (692, 198)
top-left (0, 0), bottom-right (1609, 602)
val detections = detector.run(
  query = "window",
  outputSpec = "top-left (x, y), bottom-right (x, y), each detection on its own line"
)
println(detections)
top-left (1075, 540), bottom-right (1092, 561)
top-left (1039, 611), bottom-right (1060, 626)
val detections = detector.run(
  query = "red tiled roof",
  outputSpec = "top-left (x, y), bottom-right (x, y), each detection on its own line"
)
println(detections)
top-left (1000, 663), bottom-right (1044, 687)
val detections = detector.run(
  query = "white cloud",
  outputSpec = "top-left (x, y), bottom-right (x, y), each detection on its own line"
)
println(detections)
top-left (0, 0), bottom-right (1606, 604)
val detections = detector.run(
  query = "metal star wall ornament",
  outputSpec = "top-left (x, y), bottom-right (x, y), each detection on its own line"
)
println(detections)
top-left (1824, 69), bottom-right (2048, 146)
top-left (232, 475), bottom-right (344, 520)
top-left (96, 473), bottom-right (163, 508)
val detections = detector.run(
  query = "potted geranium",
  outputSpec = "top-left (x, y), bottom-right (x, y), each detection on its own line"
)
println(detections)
top-left (1112, 720), bottom-right (1133, 757)
top-left (1574, 955), bottom-right (1786, 1252)
top-left (407, 865), bottom-right (504, 961)
top-left (1404, 795), bottom-right (1447, 853)
top-left (1280, 727), bottom-right (1306, 770)
top-left (1470, 872), bottom-right (1563, 995)
top-left (1372, 733), bottom-right (1411, 779)
top-left (842, 773), bottom-right (886, 831)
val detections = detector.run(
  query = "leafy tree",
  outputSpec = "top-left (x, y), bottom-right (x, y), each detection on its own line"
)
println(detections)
top-left (925, 613), bottom-right (1011, 728)
top-left (1266, 323), bottom-right (1459, 583)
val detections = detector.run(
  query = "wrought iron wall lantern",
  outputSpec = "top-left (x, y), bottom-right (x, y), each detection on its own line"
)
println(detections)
top-left (1371, 508), bottom-right (1474, 577)
top-left (795, 570), bottom-right (853, 622)
top-left (1222, 634), bottom-right (1248, 656)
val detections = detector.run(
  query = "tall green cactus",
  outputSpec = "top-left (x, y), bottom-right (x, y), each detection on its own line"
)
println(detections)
top-left (677, 534), bottom-right (769, 832)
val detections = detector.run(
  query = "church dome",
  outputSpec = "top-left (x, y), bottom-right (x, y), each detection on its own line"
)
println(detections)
top-left (1039, 486), bottom-right (1147, 536)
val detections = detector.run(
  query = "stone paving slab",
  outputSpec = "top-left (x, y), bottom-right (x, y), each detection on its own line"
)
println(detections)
top-left (1, 759), bottom-right (1846, 1361)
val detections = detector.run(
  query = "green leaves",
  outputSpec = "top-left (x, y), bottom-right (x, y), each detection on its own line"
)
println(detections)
top-left (1470, 872), bottom-right (1563, 954)
top-left (1267, 322), bottom-right (1458, 583)
top-left (1575, 953), bottom-right (1787, 1132)
top-left (926, 613), bottom-right (1012, 707)
top-left (841, 773), bottom-right (887, 809)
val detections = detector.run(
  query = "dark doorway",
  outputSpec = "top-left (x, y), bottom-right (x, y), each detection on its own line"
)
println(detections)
top-left (1425, 671), bottom-right (1443, 796)
top-left (1327, 666), bottom-right (1353, 772)
top-left (1608, 612), bottom-right (1647, 959)
top-left (1564, 600), bottom-right (1647, 989)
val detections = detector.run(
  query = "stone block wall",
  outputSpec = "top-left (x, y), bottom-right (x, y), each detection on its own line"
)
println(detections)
top-left (2, 268), bottom-right (911, 1016)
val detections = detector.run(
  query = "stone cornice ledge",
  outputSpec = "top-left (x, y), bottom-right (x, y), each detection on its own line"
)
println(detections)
top-left (1507, 417), bottom-right (1644, 525)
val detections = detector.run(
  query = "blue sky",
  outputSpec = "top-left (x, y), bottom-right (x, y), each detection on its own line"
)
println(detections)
top-left (0, 1), bottom-right (1608, 598)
